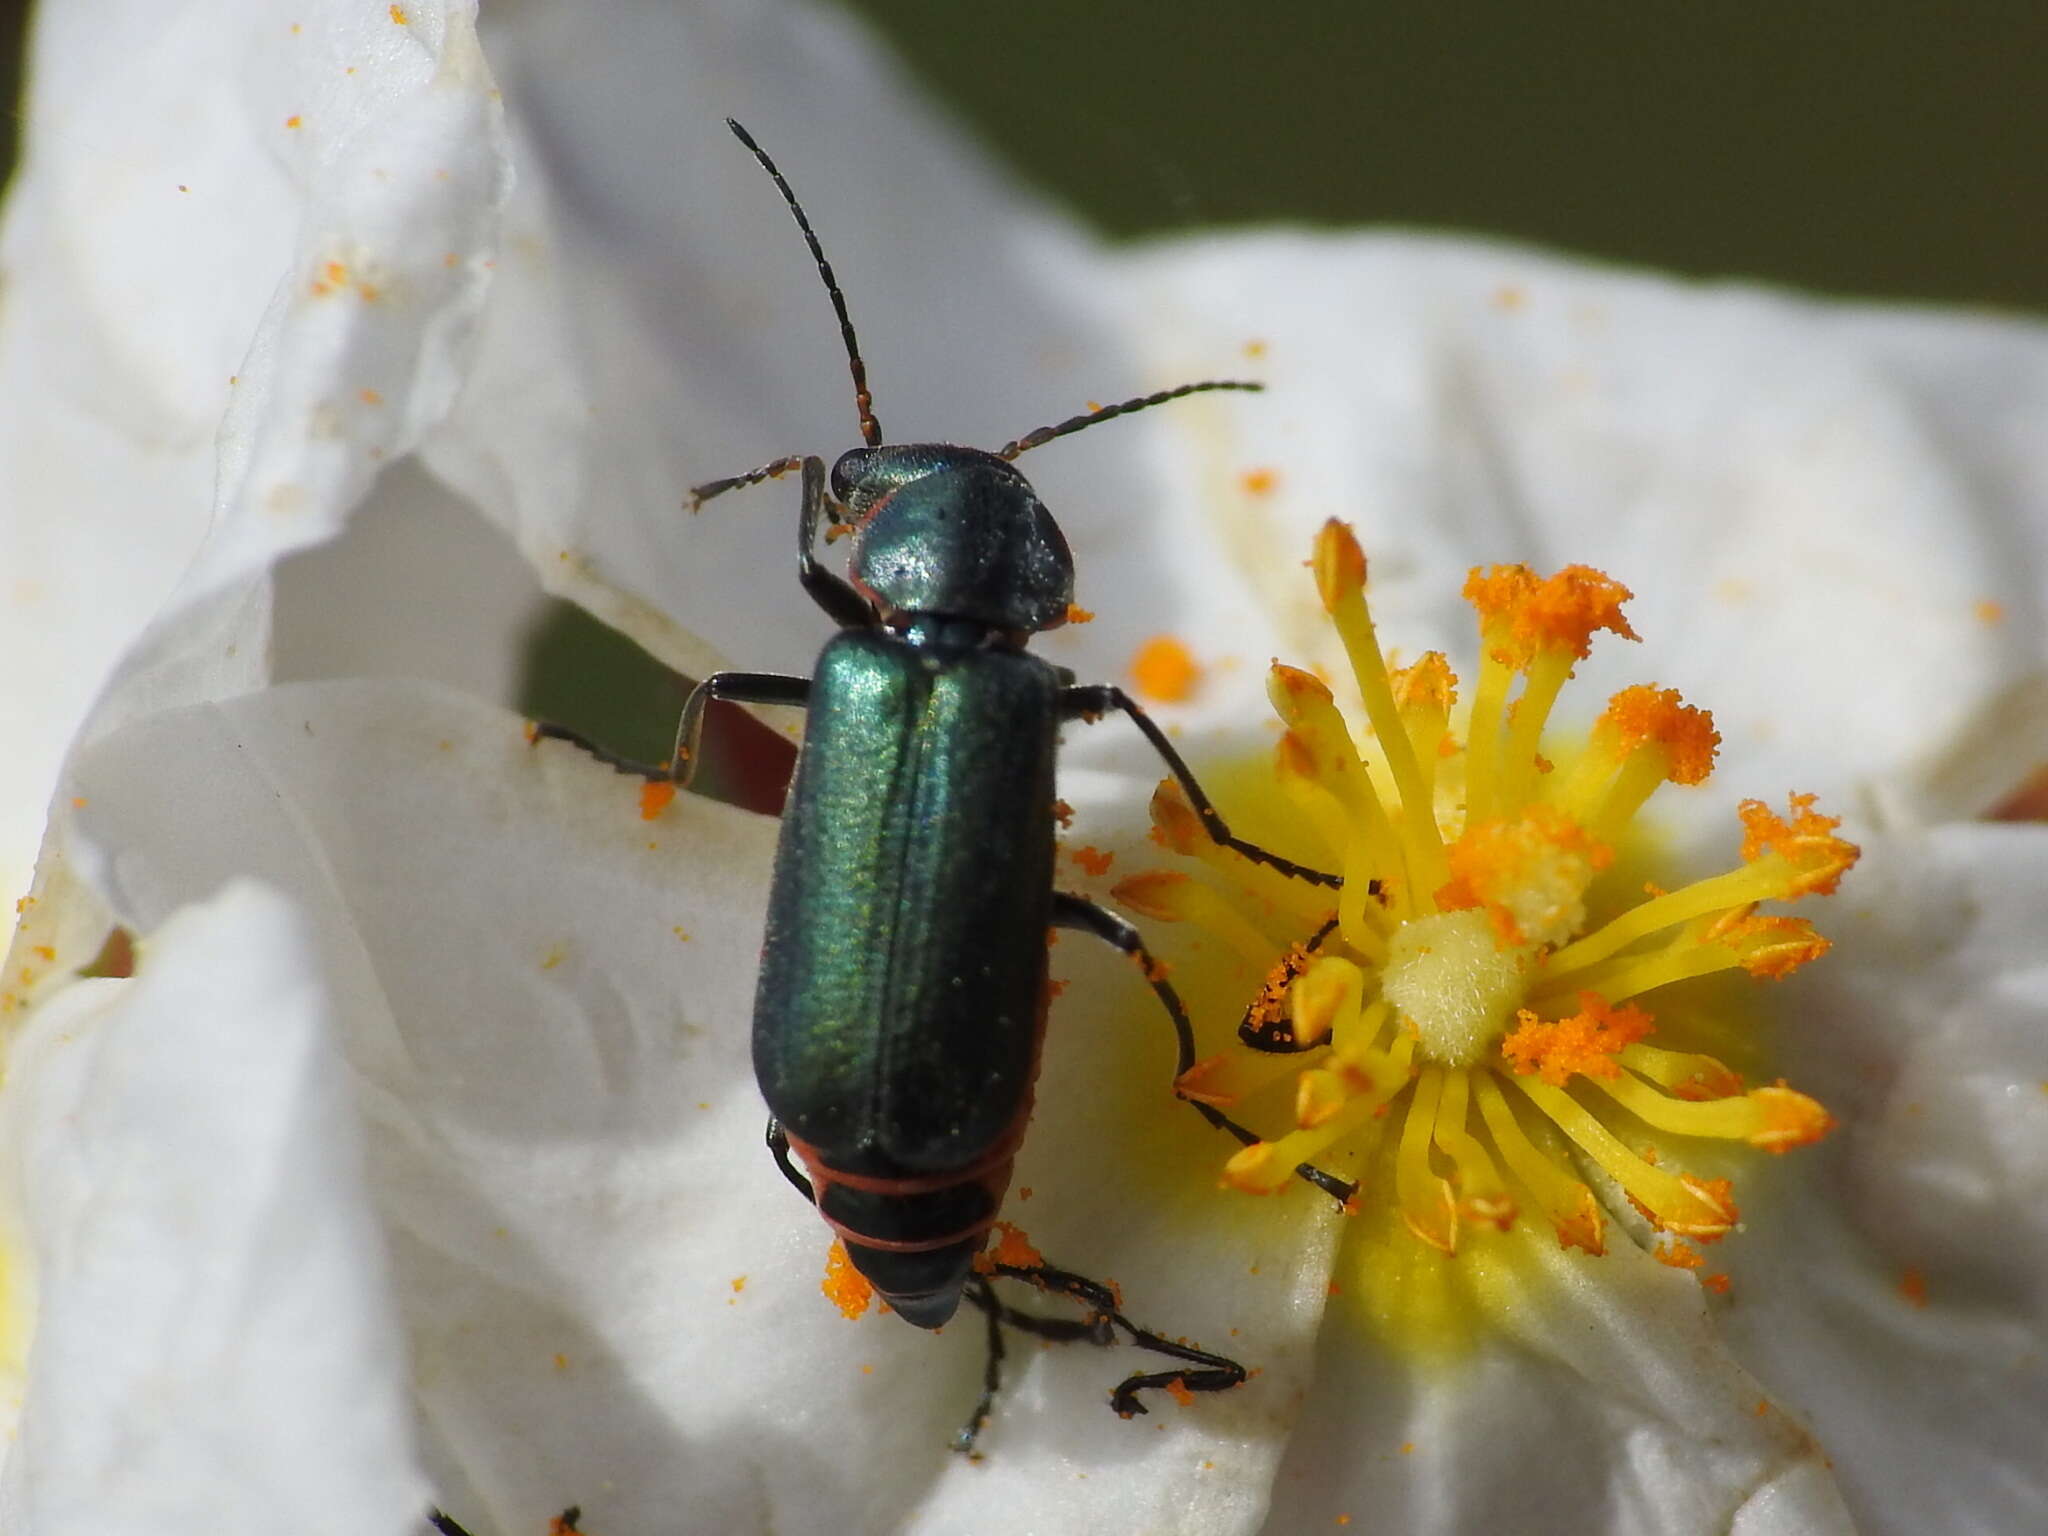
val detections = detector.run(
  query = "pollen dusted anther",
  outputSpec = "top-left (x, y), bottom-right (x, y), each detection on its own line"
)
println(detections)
top-left (1128, 519), bottom-right (1854, 1269)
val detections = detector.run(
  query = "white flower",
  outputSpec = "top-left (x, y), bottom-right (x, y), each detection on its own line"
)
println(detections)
top-left (2, 3), bottom-right (2045, 1535)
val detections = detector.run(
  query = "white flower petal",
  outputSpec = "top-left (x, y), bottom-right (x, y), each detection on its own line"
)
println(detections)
top-left (1069, 234), bottom-right (2048, 825)
top-left (0, 0), bottom-right (510, 939)
top-left (1252, 1237), bottom-right (1849, 1535)
top-left (0, 881), bottom-right (425, 1536)
top-left (425, 2), bottom-right (1144, 684)
top-left (1714, 822), bottom-right (2048, 1533)
top-left (62, 676), bottom-right (1319, 1530)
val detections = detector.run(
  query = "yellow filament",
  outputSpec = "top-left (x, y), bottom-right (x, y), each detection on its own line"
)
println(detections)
top-left (1277, 684), bottom-right (1410, 913)
top-left (1496, 648), bottom-right (1575, 812)
top-left (1176, 1045), bottom-right (1309, 1109)
top-left (1333, 996), bottom-right (1395, 1059)
top-left (1471, 1071), bottom-right (1604, 1252)
top-left (1336, 833), bottom-right (1392, 961)
top-left (1326, 586), bottom-right (1450, 890)
top-left (1463, 641), bottom-right (1516, 827)
top-left (1507, 1074), bottom-right (1732, 1235)
top-left (1526, 928), bottom-right (1745, 1008)
top-left (1613, 1043), bottom-right (1741, 1098)
top-left (1431, 1067), bottom-right (1513, 1225)
top-left (1398, 703), bottom-right (1448, 823)
top-left (1121, 876), bottom-right (1294, 970)
top-left (1397, 1066), bottom-right (1458, 1251)
top-left (1584, 748), bottom-right (1673, 846)
top-left (1586, 1068), bottom-right (1778, 1144)
top-left (1542, 857), bottom-right (1813, 979)
top-left (1274, 747), bottom-right (1357, 874)
top-left (1149, 783), bottom-right (1337, 931)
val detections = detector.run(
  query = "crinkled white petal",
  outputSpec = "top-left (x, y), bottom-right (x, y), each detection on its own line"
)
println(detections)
top-left (1067, 235), bottom-right (2048, 832)
top-left (61, 678), bottom-right (1323, 1533)
top-left (0, 881), bottom-right (425, 1536)
top-left (1260, 1238), bottom-right (1852, 1535)
top-left (1713, 822), bottom-right (2048, 1533)
top-left (0, 0), bottom-right (510, 938)
top-left (426, 2), bottom-right (1144, 686)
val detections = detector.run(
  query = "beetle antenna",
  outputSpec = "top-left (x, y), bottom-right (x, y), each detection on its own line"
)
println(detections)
top-left (995, 379), bottom-right (1262, 461)
top-left (725, 119), bottom-right (883, 449)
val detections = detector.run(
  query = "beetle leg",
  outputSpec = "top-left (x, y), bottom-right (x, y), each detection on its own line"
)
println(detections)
top-left (952, 1274), bottom-right (1008, 1454)
top-left (687, 454), bottom-right (874, 628)
top-left (1058, 684), bottom-right (1351, 889)
top-left (764, 1117), bottom-right (817, 1202)
top-left (1051, 893), bottom-right (1358, 1208)
top-left (670, 671), bottom-right (812, 791)
top-left (973, 1261), bottom-right (1249, 1424)
top-left (794, 455), bottom-right (879, 629)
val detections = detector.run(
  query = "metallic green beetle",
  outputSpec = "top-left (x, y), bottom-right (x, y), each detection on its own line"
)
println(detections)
top-left (650, 123), bottom-right (1352, 1443)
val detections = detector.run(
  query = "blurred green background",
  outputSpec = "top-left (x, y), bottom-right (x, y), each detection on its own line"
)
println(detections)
top-left (842, 2), bottom-right (2048, 313)
top-left (6, 2), bottom-right (2041, 802)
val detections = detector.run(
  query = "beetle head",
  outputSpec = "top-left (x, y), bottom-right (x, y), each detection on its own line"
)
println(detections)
top-left (835, 445), bottom-right (1074, 636)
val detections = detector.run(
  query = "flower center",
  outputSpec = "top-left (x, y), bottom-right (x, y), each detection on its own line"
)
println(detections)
top-left (1380, 911), bottom-right (1525, 1067)
top-left (1118, 520), bottom-right (1856, 1279)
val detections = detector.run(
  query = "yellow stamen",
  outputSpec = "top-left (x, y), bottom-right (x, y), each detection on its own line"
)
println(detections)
top-left (1431, 1067), bottom-right (1515, 1230)
top-left (1114, 520), bottom-right (1846, 1309)
top-left (1472, 1072), bottom-right (1605, 1253)
top-left (1315, 521), bottom-right (1450, 892)
top-left (1588, 1068), bottom-right (1833, 1151)
top-left (1111, 870), bottom-right (1284, 969)
top-left (1397, 1067), bottom-right (1458, 1252)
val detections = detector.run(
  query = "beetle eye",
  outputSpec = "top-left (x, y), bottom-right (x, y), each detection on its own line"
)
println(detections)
top-left (829, 449), bottom-right (868, 502)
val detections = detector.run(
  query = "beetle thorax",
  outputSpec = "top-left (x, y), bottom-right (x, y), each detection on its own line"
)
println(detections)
top-left (836, 444), bottom-right (1074, 634)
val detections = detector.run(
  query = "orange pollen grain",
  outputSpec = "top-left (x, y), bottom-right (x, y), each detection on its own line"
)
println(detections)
top-left (1737, 792), bottom-right (1860, 896)
top-left (1071, 845), bottom-right (1115, 878)
top-left (1654, 1239), bottom-right (1705, 1271)
top-left (1164, 1376), bottom-right (1196, 1407)
top-left (1064, 603), bottom-right (1095, 625)
top-left (822, 1241), bottom-right (874, 1319)
top-left (1131, 635), bottom-right (1201, 703)
top-left (1241, 467), bottom-right (1279, 497)
top-left (639, 781), bottom-right (676, 821)
top-left (1717, 912), bottom-right (1831, 978)
top-left (1500, 992), bottom-right (1654, 1085)
top-left (1436, 807), bottom-right (1611, 922)
top-left (1464, 563), bottom-right (1638, 663)
top-left (1391, 651), bottom-right (1457, 713)
top-left (390, 5), bottom-right (410, 23)
top-left (1597, 685), bottom-right (1720, 783)
top-left (980, 1220), bottom-right (1045, 1271)
top-left (1246, 931), bottom-right (1335, 1045)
